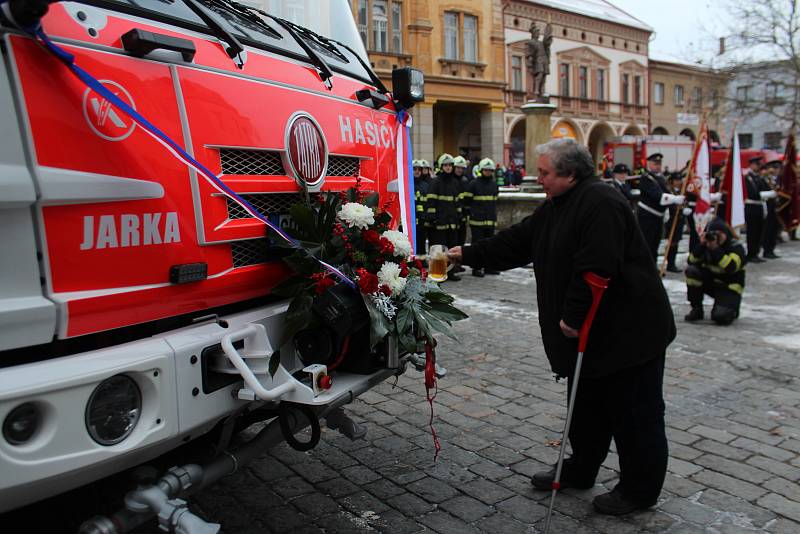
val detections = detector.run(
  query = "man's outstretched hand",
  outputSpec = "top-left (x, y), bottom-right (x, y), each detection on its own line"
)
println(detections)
top-left (559, 319), bottom-right (579, 338)
top-left (447, 246), bottom-right (463, 265)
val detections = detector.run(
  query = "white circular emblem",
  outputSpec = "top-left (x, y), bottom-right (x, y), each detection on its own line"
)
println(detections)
top-left (82, 80), bottom-right (136, 142)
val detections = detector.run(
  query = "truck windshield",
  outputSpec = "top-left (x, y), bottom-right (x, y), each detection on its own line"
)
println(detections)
top-left (86, 0), bottom-right (375, 84)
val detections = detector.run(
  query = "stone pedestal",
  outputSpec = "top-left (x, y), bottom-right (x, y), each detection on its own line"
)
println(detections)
top-left (521, 101), bottom-right (557, 174)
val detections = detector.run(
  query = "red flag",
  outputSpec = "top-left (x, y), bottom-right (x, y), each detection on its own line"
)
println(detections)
top-left (778, 133), bottom-right (799, 231)
top-left (721, 130), bottom-right (746, 227)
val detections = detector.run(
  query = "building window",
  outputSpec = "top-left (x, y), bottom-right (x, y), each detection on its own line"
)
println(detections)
top-left (579, 66), bottom-right (588, 99)
top-left (674, 84), bottom-right (684, 106)
top-left (391, 2), bottom-right (402, 53)
top-left (766, 82), bottom-right (780, 102)
top-left (559, 63), bottom-right (570, 97)
top-left (764, 132), bottom-right (782, 149)
top-left (357, 0), bottom-right (368, 45)
top-left (634, 75), bottom-right (642, 105)
top-left (692, 87), bottom-right (702, 110)
top-left (654, 82), bottom-right (664, 105)
top-left (709, 89), bottom-right (718, 109)
top-left (738, 133), bottom-right (753, 149)
top-left (372, 0), bottom-right (388, 52)
top-left (597, 68), bottom-right (606, 100)
top-left (511, 55), bottom-right (522, 91)
top-left (736, 85), bottom-right (750, 102)
top-left (621, 73), bottom-right (629, 104)
top-left (463, 15), bottom-right (477, 63)
top-left (444, 12), bottom-right (459, 60)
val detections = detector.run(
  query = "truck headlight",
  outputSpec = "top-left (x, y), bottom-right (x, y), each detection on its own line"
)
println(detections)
top-left (85, 375), bottom-right (141, 446)
top-left (3, 402), bottom-right (41, 445)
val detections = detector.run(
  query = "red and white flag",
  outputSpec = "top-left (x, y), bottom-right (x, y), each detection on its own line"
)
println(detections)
top-left (721, 130), bottom-right (746, 228)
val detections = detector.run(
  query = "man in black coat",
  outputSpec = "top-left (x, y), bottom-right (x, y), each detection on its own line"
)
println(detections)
top-left (744, 156), bottom-right (768, 262)
top-left (448, 139), bottom-right (675, 516)
top-left (609, 163), bottom-right (636, 209)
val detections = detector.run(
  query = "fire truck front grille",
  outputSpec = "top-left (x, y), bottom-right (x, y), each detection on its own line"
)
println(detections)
top-left (220, 149), bottom-right (284, 175)
top-left (327, 156), bottom-right (360, 176)
top-left (230, 239), bottom-right (269, 268)
top-left (226, 193), bottom-right (321, 220)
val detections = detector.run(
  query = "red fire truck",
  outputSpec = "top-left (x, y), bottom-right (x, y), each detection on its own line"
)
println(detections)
top-left (603, 135), bottom-right (694, 175)
top-left (0, 0), bottom-right (422, 530)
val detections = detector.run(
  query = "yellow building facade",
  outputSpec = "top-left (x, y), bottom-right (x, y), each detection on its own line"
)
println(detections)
top-left (351, 0), bottom-right (507, 165)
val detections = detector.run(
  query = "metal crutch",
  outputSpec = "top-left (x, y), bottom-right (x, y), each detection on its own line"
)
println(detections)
top-left (544, 272), bottom-right (610, 534)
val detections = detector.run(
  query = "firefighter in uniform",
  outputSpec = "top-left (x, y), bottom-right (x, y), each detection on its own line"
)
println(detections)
top-left (637, 153), bottom-right (685, 262)
top-left (762, 160), bottom-right (781, 258)
top-left (453, 156), bottom-right (471, 268)
top-left (426, 153), bottom-right (463, 280)
top-left (684, 219), bottom-right (746, 325)
top-left (665, 172), bottom-right (688, 273)
top-left (412, 160), bottom-right (430, 255)
top-left (462, 158), bottom-right (500, 277)
top-left (610, 163), bottom-right (635, 209)
top-left (744, 156), bottom-right (770, 262)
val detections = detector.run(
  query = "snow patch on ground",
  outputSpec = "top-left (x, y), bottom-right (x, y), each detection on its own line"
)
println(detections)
top-left (759, 274), bottom-right (800, 284)
top-left (763, 333), bottom-right (800, 350)
top-left (661, 278), bottom-right (687, 296)
top-left (498, 266), bottom-right (536, 286)
top-left (454, 296), bottom-right (538, 322)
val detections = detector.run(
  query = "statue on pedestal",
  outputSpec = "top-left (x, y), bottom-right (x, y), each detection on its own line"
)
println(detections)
top-left (525, 22), bottom-right (553, 103)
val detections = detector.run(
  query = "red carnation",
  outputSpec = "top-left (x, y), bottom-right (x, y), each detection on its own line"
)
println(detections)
top-left (399, 261), bottom-right (409, 277)
top-left (378, 284), bottom-right (392, 296)
top-left (356, 269), bottom-right (379, 294)
top-left (379, 237), bottom-right (395, 255)
top-left (362, 229), bottom-right (381, 245)
top-left (315, 276), bottom-right (336, 295)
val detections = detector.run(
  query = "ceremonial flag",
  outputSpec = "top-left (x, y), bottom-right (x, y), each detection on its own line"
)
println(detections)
top-left (721, 130), bottom-right (746, 228)
top-left (395, 110), bottom-right (416, 254)
top-left (778, 133), bottom-right (799, 232)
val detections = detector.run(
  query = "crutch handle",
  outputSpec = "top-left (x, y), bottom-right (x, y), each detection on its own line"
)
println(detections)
top-left (578, 272), bottom-right (610, 353)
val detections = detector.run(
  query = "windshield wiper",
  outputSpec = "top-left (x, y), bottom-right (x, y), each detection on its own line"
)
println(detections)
top-left (181, 0), bottom-right (246, 68)
top-left (203, 0), bottom-right (281, 40)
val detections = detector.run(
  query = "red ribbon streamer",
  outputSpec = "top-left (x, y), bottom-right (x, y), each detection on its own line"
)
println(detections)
top-left (424, 341), bottom-right (441, 461)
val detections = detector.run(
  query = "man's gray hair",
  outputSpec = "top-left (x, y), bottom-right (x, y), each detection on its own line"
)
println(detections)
top-left (535, 138), bottom-right (595, 181)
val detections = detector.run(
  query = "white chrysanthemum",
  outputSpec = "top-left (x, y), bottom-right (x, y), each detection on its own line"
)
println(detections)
top-left (377, 261), bottom-right (407, 293)
top-left (382, 230), bottom-right (412, 258)
top-left (338, 202), bottom-right (375, 229)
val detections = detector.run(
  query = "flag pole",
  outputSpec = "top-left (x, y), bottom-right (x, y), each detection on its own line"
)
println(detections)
top-left (659, 114), bottom-right (707, 277)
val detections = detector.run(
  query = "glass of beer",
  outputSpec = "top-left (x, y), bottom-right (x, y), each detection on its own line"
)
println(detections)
top-left (428, 244), bottom-right (452, 282)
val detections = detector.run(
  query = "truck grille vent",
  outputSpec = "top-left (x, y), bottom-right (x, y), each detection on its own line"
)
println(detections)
top-left (327, 156), bottom-right (360, 176)
top-left (226, 193), bottom-right (321, 220)
top-left (220, 149), bottom-right (283, 175)
top-left (219, 149), bottom-right (360, 177)
top-left (231, 239), bottom-right (270, 268)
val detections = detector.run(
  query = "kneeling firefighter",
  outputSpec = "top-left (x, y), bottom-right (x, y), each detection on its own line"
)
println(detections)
top-left (684, 219), bottom-right (746, 325)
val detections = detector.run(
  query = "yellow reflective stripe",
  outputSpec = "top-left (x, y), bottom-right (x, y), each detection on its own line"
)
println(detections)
top-left (718, 254), bottom-right (733, 269)
top-left (416, 205), bottom-right (424, 212)
top-left (473, 195), bottom-right (498, 201)
top-left (434, 224), bottom-right (459, 230)
top-left (708, 265), bottom-right (725, 274)
top-left (686, 277), bottom-right (703, 287)
top-left (426, 208), bottom-right (436, 213)
top-left (688, 253), bottom-right (702, 264)
top-left (436, 195), bottom-right (455, 201)
top-left (425, 194), bottom-right (438, 200)
top-left (729, 283), bottom-right (744, 294)
top-left (461, 192), bottom-right (474, 198)
top-left (469, 220), bottom-right (497, 226)
top-left (729, 253), bottom-right (742, 271)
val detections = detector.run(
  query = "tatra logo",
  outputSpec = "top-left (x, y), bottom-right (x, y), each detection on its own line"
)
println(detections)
top-left (285, 113), bottom-right (327, 187)
top-left (82, 80), bottom-right (136, 141)
top-left (338, 115), bottom-right (395, 149)
top-left (80, 212), bottom-right (180, 250)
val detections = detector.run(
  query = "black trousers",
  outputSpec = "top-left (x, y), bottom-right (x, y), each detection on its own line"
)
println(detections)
top-left (457, 223), bottom-right (467, 248)
top-left (637, 211), bottom-right (664, 261)
top-left (745, 205), bottom-right (764, 258)
top-left (415, 224), bottom-right (427, 255)
top-left (665, 214), bottom-right (685, 268)
top-left (429, 228), bottom-right (460, 248)
top-left (469, 224), bottom-right (495, 245)
top-left (763, 201), bottom-right (779, 254)
top-left (686, 266), bottom-right (742, 324)
top-left (565, 354), bottom-right (668, 506)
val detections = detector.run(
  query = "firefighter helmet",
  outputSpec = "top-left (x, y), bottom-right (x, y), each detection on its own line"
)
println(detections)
top-left (419, 159), bottom-right (431, 169)
top-left (437, 153), bottom-right (455, 166)
top-left (478, 158), bottom-right (496, 172)
top-left (453, 155), bottom-right (469, 168)
top-left (412, 159), bottom-right (422, 168)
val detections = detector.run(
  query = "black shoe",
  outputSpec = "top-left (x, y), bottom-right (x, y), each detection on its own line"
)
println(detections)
top-left (485, 269), bottom-right (500, 275)
top-left (666, 265), bottom-right (681, 273)
top-left (684, 307), bottom-right (703, 322)
top-left (593, 487), bottom-right (655, 515)
top-left (764, 252), bottom-right (780, 259)
top-left (531, 467), bottom-right (595, 491)
top-left (471, 269), bottom-right (484, 277)
top-left (747, 256), bottom-right (766, 263)
top-left (452, 265), bottom-right (465, 274)
top-left (447, 273), bottom-right (461, 282)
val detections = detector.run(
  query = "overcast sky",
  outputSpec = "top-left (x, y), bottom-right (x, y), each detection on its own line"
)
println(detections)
top-left (610, 0), bottom-right (722, 65)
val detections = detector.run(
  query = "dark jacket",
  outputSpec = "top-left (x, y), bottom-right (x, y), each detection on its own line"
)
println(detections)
top-left (638, 171), bottom-right (670, 218)
top-left (463, 176), bottom-right (499, 226)
top-left (687, 224), bottom-right (746, 292)
top-left (414, 176), bottom-right (430, 227)
top-left (426, 172), bottom-right (463, 230)
top-left (462, 177), bottom-right (676, 378)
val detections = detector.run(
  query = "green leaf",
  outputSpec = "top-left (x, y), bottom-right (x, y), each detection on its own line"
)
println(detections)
top-left (396, 307), bottom-right (414, 336)
top-left (280, 295), bottom-right (313, 346)
top-left (289, 203), bottom-right (320, 241)
top-left (364, 192), bottom-right (380, 208)
top-left (268, 351), bottom-right (281, 378)
top-left (362, 294), bottom-right (390, 348)
top-left (424, 290), bottom-right (454, 304)
top-left (426, 301), bottom-right (469, 322)
top-left (271, 275), bottom-right (313, 298)
top-left (398, 329), bottom-right (417, 353)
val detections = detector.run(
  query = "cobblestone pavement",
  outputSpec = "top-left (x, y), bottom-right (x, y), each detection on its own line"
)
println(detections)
top-left (189, 241), bottom-right (800, 534)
